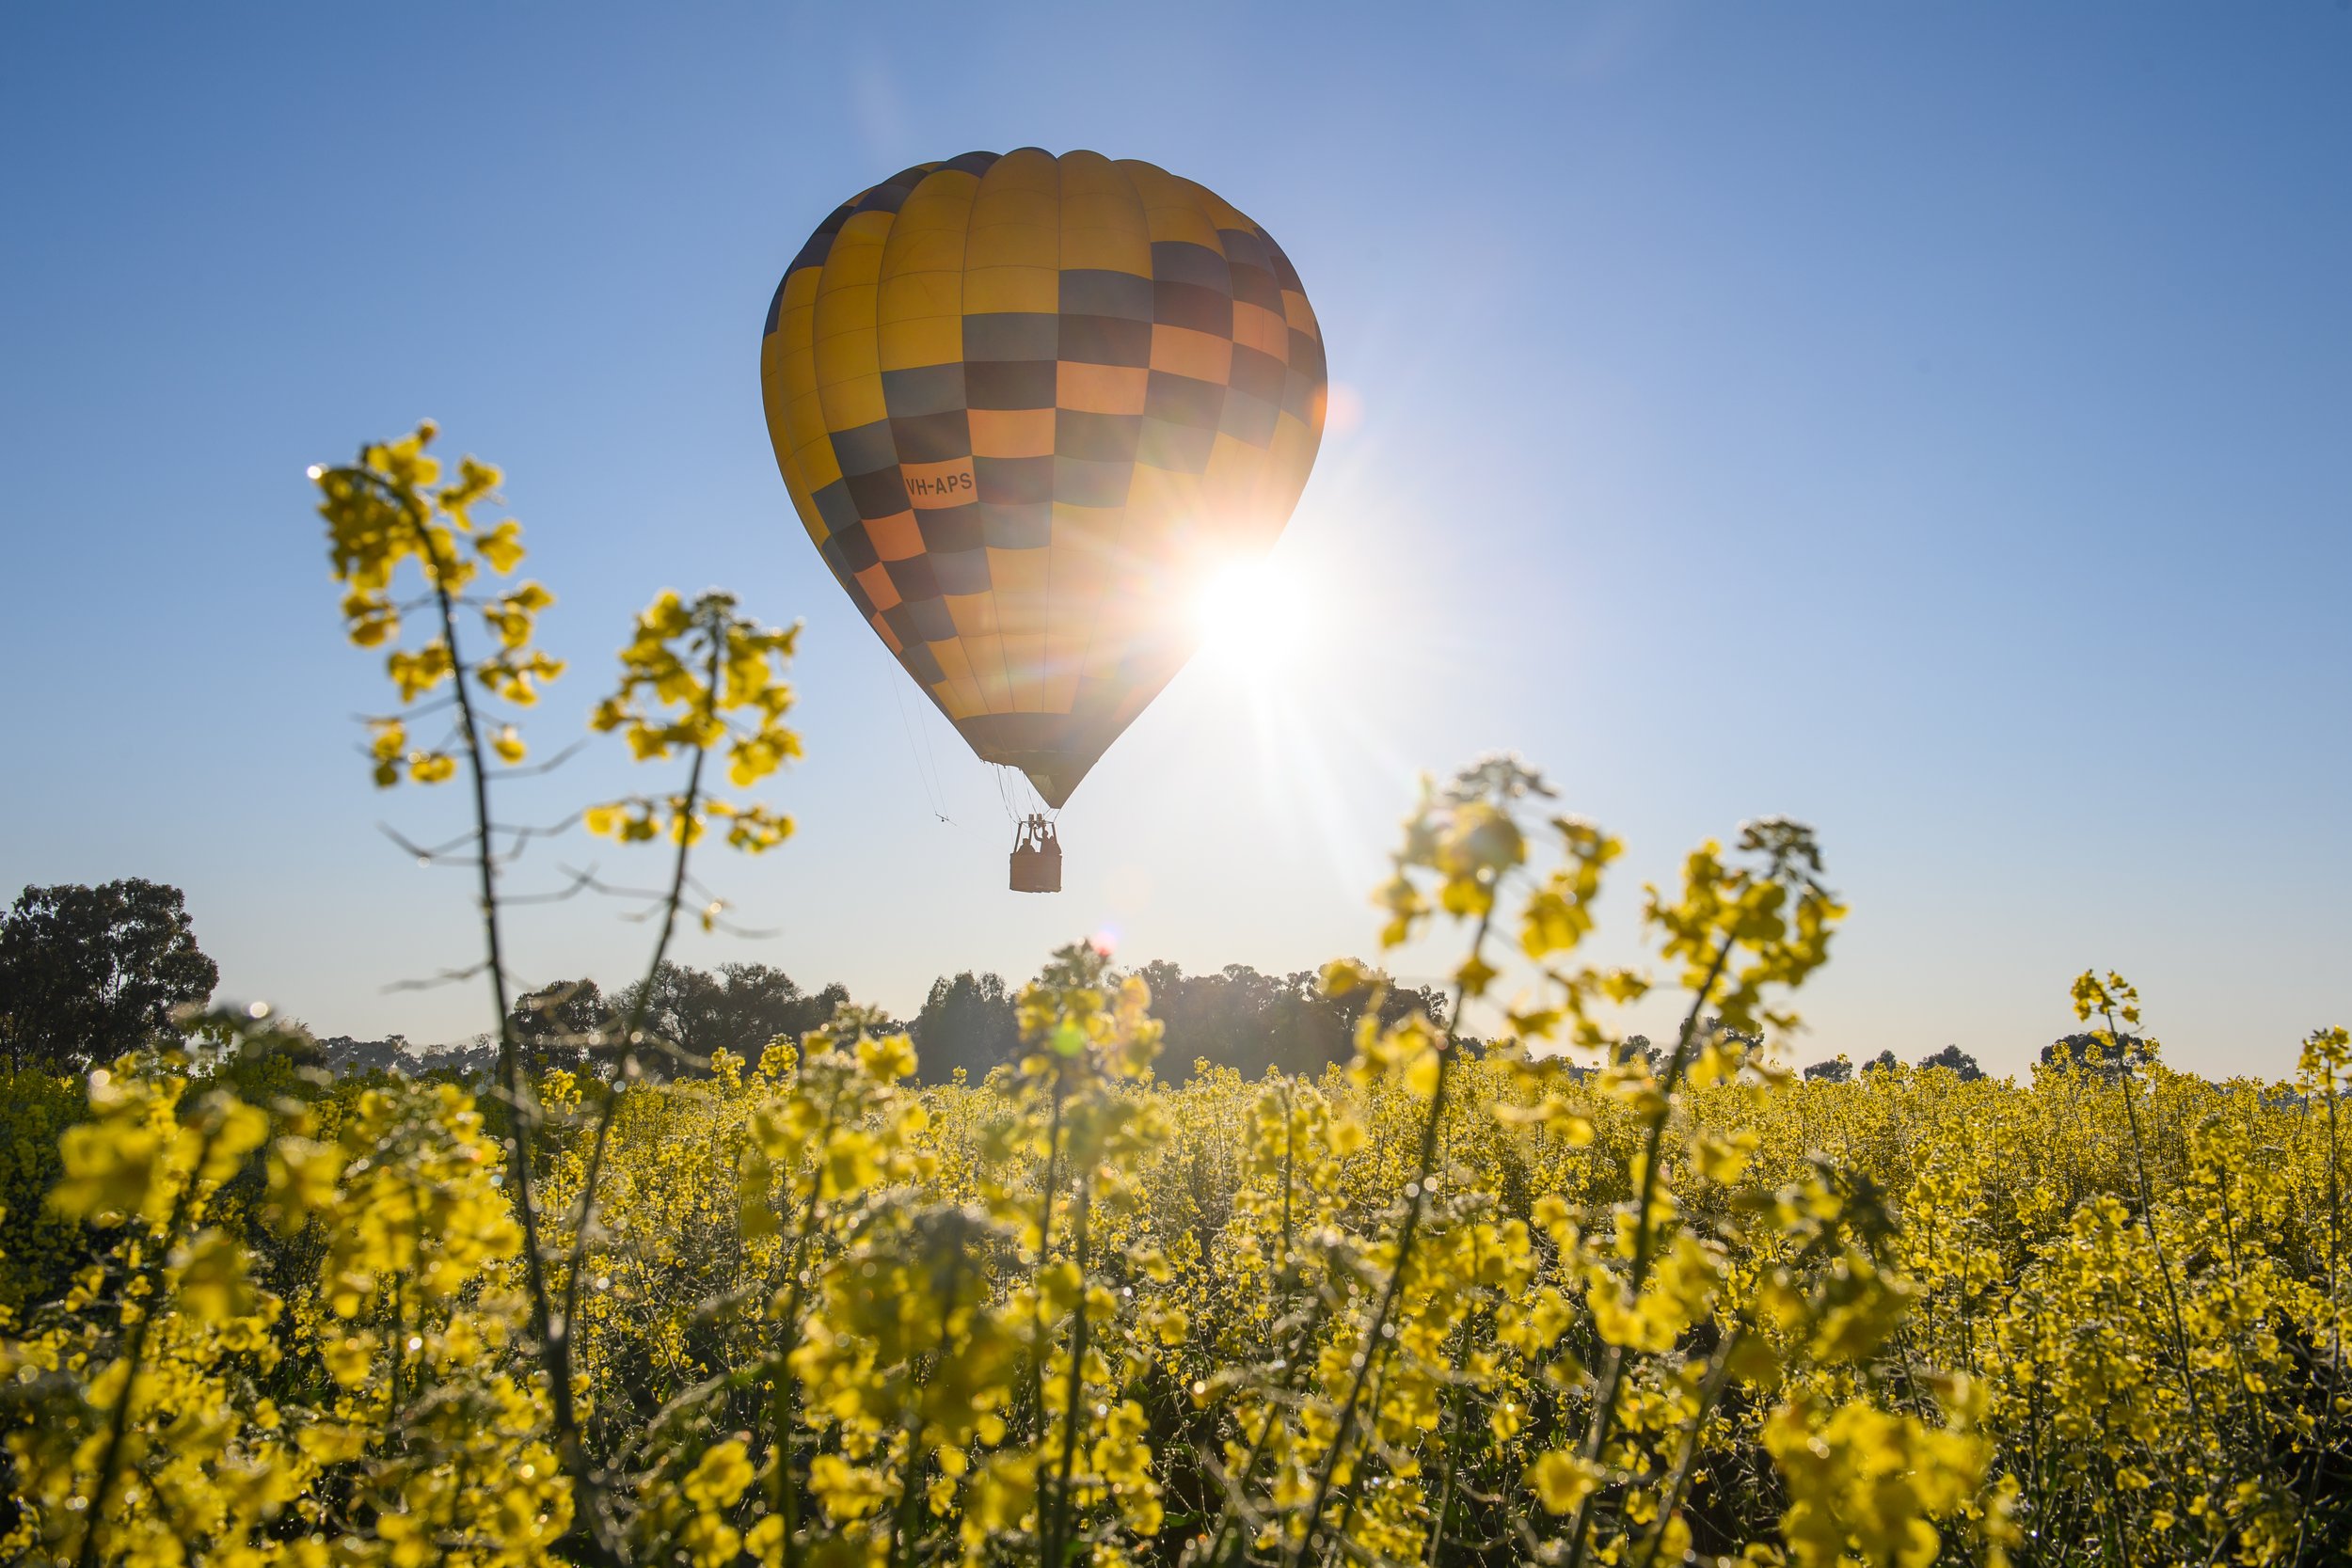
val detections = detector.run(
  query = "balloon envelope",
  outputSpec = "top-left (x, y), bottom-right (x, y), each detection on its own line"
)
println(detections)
top-left (760, 149), bottom-right (1327, 806)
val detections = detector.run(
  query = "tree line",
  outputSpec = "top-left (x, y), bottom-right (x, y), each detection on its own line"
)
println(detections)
top-left (0, 879), bottom-right (1451, 1085)
top-left (7, 879), bottom-right (2022, 1085)
top-left (334, 958), bottom-right (1457, 1086)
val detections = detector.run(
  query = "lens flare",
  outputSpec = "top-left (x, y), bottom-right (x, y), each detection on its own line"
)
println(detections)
top-left (1195, 559), bottom-right (1309, 671)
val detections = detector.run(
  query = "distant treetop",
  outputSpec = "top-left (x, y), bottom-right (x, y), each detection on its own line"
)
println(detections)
top-left (1919, 1043), bottom-right (1985, 1081)
top-left (0, 879), bottom-right (217, 1072)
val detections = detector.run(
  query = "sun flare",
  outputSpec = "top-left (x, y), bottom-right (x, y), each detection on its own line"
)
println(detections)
top-left (1194, 559), bottom-right (1310, 672)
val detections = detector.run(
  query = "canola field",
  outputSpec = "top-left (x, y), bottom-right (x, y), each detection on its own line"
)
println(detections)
top-left (6, 804), bottom-right (2349, 1568)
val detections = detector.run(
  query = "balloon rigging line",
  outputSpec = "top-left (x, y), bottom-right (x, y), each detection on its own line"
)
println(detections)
top-left (882, 654), bottom-right (949, 823)
top-left (914, 696), bottom-right (953, 823)
top-left (990, 764), bottom-right (1057, 826)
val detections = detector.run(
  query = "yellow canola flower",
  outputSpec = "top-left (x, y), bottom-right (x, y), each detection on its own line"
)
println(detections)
top-left (1528, 1449), bottom-right (1600, 1513)
top-left (683, 1438), bottom-right (754, 1510)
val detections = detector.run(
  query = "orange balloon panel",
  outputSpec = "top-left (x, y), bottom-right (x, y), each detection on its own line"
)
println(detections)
top-left (760, 149), bottom-right (1327, 807)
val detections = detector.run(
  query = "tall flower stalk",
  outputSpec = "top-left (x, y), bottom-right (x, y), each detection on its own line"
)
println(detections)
top-left (311, 429), bottom-right (798, 1564)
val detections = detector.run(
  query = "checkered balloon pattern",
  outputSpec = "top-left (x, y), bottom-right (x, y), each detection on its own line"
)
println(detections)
top-left (760, 149), bottom-right (1327, 807)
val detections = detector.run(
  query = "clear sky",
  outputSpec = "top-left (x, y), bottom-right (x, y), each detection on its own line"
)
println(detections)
top-left (3, 3), bottom-right (2344, 1079)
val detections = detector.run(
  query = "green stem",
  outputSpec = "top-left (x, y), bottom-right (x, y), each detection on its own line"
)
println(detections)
top-left (1044, 1175), bottom-right (1094, 1568)
top-left (1421, 1313), bottom-right (1476, 1568)
top-left (1279, 1081), bottom-right (1295, 1287)
top-left (72, 1122), bottom-right (217, 1568)
top-left (2108, 1012), bottom-right (2203, 1441)
top-left (887, 1247), bottom-right (967, 1568)
top-left (387, 1273), bottom-right (406, 1436)
top-left (1630, 1324), bottom-right (1742, 1568)
top-left (1029, 1079), bottom-right (1067, 1446)
top-left (558, 616), bottom-right (723, 1351)
top-left (1565, 927), bottom-right (1736, 1568)
top-left (2290, 1069), bottom-right (2344, 1565)
top-left (2205, 1151), bottom-right (2275, 1452)
top-left (358, 484), bottom-right (623, 1560)
top-left (402, 511), bottom-right (637, 1563)
top-left (771, 1075), bottom-right (851, 1568)
top-left (1281, 910), bottom-right (1489, 1568)
top-left (1198, 1297), bottom-right (1331, 1568)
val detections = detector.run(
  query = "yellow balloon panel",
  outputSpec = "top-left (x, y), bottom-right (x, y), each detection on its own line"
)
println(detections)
top-left (759, 149), bottom-right (1327, 806)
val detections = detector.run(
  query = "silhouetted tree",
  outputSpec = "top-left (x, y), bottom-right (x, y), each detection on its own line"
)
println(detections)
top-left (1861, 1049), bottom-right (1899, 1075)
top-left (911, 971), bottom-right (1021, 1085)
top-left (613, 961), bottom-right (848, 1077)
top-left (1136, 961), bottom-right (1450, 1080)
top-left (0, 879), bottom-right (217, 1071)
top-left (222, 1017), bottom-right (326, 1069)
top-left (426, 1037), bottom-right (500, 1082)
top-left (318, 1034), bottom-right (413, 1075)
top-left (1918, 1043), bottom-right (1984, 1081)
top-left (1803, 1056), bottom-right (1853, 1083)
top-left (312, 1033), bottom-right (497, 1081)
top-left (1615, 1035), bottom-right (1663, 1073)
top-left (509, 979), bottom-right (620, 1073)
top-left (208, 1019), bottom-right (330, 1109)
top-left (2042, 1031), bottom-right (2152, 1081)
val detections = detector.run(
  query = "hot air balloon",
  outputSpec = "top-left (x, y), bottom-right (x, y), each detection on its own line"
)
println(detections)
top-left (760, 149), bottom-right (1327, 891)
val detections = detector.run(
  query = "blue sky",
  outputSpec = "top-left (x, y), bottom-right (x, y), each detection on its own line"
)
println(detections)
top-left (2, 3), bottom-right (2344, 1077)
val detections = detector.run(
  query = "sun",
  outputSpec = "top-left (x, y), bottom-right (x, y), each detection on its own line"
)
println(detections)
top-left (1194, 558), bottom-right (1310, 672)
